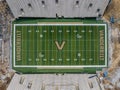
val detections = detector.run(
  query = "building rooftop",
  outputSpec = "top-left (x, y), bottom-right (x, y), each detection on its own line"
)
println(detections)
top-left (7, 74), bottom-right (105, 90)
top-left (6, 0), bottom-right (110, 18)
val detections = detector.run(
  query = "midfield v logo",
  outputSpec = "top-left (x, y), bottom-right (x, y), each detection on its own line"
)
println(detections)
top-left (55, 41), bottom-right (66, 50)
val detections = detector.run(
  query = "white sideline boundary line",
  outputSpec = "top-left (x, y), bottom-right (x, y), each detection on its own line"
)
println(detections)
top-left (105, 24), bottom-right (108, 67)
top-left (13, 23), bottom-right (108, 68)
top-left (13, 25), bottom-right (16, 68)
top-left (15, 23), bottom-right (106, 26)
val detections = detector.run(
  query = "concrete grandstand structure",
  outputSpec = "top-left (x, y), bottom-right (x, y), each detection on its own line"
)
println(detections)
top-left (6, 0), bottom-right (110, 18)
top-left (7, 74), bottom-right (105, 90)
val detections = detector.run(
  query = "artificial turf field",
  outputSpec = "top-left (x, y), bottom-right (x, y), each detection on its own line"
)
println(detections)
top-left (12, 19), bottom-right (108, 73)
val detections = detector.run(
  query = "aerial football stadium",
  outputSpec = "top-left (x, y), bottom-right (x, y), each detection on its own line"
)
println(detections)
top-left (12, 19), bottom-right (108, 73)
top-left (6, 0), bottom-right (110, 73)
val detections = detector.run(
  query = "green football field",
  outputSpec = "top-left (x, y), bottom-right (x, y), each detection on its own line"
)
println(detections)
top-left (13, 22), bottom-right (107, 69)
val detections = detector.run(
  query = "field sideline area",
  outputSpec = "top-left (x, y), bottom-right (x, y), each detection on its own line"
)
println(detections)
top-left (12, 19), bottom-right (108, 73)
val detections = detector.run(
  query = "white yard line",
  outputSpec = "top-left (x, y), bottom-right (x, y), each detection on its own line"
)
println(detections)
top-left (56, 27), bottom-right (57, 63)
top-left (90, 27), bottom-right (91, 63)
top-left (93, 27), bottom-right (95, 64)
top-left (97, 27), bottom-right (99, 65)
